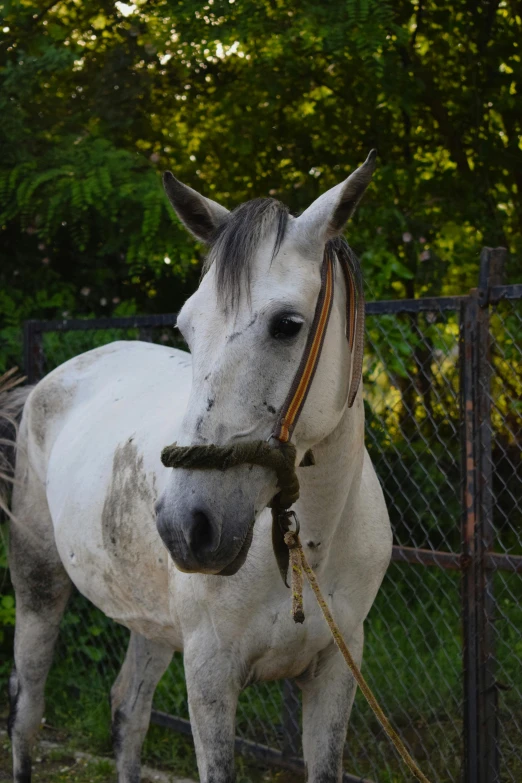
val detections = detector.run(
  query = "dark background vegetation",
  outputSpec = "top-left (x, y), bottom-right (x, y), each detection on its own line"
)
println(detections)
top-left (1, 0), bottom-right (522, 372)
top-left (1, 1), bottom-right (521, 781)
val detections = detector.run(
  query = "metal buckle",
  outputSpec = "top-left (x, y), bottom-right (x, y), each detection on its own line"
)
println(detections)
top-left (285, 510), bottom-right (300, 536)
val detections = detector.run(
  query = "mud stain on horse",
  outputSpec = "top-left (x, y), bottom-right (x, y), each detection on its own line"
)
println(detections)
top-left (29, 378), bottom-right (76, 449)
top-left (102, 440), bottom-right (157, 570)
top-left (100, 440), bottom-right (171, 622)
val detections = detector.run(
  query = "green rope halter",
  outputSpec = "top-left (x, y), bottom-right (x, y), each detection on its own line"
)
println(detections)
top-left (161, 440), bottom-right (299, 510)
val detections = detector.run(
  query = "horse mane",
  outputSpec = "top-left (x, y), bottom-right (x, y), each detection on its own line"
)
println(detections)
top-left (202, 197), bottom-right (362, 309)
top-left (328, 235), bottom-right (364, 296)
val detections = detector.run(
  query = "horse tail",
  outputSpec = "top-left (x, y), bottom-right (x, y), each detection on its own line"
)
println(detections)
top-left (0, 368), bottom-right (33, 521)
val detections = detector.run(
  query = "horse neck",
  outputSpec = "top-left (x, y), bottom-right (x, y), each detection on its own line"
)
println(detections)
top-left (295, 394), bottom-right (365, 544)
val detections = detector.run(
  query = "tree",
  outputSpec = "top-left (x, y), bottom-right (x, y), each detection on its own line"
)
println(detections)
top-left (1, 0), bottom-right (521, 372)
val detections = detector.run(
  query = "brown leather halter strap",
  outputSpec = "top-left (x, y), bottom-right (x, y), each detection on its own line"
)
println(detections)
top-left (272, 244), bottom-right (363, 445)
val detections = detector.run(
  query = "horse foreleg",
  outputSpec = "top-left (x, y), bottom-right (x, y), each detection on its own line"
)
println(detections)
top-left (299, 624), bottom-right (364, 783)
top-left (184, 642), bottom-right (240, 783)
top-left (110, 632), bottom-right (173, 783)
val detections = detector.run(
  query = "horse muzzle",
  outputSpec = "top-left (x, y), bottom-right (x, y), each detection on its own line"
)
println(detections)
top-left (155, 478), bottom-right (259, 575)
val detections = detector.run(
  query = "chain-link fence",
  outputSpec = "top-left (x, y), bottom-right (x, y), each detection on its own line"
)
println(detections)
top-left (19, 247), bottom-right (522, 782)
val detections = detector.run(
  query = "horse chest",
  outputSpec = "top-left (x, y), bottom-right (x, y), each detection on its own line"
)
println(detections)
top-left (258, 582), bottom-right (359, 677)
top-left (175, 562), bottom-right (357, 684)
top-left (250, 619), bottom-right (333, 681)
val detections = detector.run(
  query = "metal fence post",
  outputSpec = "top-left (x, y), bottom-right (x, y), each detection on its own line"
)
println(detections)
top-left (461, 248), bottom-right (505, 783)
top-left (23, 320), bottom-right (44, 383)
top-left (460, 291), bottom-right (480, 783)
top-left (476, 248), bottom-right (505, 783)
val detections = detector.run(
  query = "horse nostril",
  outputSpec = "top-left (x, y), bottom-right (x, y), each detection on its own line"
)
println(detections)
top-left (185, 509), bottom-right (216, 555)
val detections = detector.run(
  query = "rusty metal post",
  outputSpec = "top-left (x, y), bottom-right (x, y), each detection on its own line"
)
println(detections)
top-left (477, 247), bottom-right (506, 308)
top-left (475, 249), bottom-right (505, 783)
top-left (460, 292), bottom-right (480, 783)
top-left (476, 314), bottom-right (499, 783)
top-left (461, 248), bottom-right (505, 783)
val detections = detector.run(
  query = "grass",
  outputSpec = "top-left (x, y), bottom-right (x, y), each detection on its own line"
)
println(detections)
top-left (0, 733), bottom-right (118, 783)
top-left (0, 715), bottom-right (302, 783)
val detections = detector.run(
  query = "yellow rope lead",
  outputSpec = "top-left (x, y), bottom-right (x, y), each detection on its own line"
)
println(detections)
top-left (287, 532), bottom-right (432, 783)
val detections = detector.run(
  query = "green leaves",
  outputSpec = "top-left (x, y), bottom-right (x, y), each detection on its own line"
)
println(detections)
top-left (0, 0), bottom-right (521, 375)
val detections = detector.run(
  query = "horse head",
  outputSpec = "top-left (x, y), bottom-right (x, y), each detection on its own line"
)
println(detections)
top-left (155, 152), bottom-right (376, 575)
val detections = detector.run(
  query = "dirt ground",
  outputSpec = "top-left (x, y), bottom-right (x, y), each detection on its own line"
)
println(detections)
top-left (0, 728), bottom-right (196, 783)
top-left (0, 727), bottom-right (303, 783)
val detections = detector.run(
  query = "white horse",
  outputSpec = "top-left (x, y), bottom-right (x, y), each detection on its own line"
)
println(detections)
top-left (4, 152), bottom-right (391, 783)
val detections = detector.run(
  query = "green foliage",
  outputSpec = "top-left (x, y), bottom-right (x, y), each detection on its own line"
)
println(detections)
top-left (1, 0), bottom-right (521, 372)
top-left (0, 594), bottom-right (15, 644)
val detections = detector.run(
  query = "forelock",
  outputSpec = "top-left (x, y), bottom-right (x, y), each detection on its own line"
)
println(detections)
top-left (202, 198), bottom-right (289, 307)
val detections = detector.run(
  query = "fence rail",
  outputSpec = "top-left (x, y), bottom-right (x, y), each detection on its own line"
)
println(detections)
top-left (22, 246), bottom-right (522, 782)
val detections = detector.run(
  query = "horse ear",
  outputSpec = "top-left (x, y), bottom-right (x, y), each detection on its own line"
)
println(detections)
top-left (163, 172), bottom-right (229, 243)
top-left (296, 150), bottom-right (377, 244)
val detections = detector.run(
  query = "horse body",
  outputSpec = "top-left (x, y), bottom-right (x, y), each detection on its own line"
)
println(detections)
top-left (6, 152), bottom-right (392, 783)
top-left (34, 341), bottom-right (189, 643)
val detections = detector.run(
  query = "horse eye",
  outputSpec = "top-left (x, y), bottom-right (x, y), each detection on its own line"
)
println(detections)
top-left (270, 315), bottom-right (304, 340)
